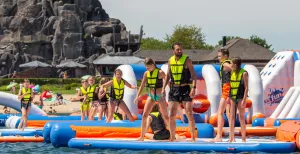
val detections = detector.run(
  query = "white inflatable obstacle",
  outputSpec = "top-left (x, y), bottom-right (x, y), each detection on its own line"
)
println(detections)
top-left (0, 92), bottom-right (46, 115)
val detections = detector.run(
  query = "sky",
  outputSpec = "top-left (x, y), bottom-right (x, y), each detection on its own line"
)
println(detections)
top-left (100, 0), bottom-right (300, 52)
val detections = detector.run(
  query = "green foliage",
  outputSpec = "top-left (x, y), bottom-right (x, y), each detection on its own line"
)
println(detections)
top-left (64, 84), bottom-right (72, 90)
top-left (0, 78), bottom-right (99, 86)
top-left (70, 83), bottom-right (79, 87)
top-left (141, 25), bottom-right (213, 50)
top-left (166, 25), bottom-right (207, 49)
top-left (249, 35), bottom-right (273, 51)
top-left (217, 36), bottom-right (241, 46)
top-left (141, 37), bottom-right (170, 50)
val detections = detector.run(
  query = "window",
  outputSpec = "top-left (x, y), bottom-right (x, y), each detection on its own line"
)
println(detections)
top-left (103, 65), bottom-right (118, 76)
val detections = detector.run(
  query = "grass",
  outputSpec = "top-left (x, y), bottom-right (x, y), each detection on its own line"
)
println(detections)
top-left (0, 80), bottom-right (148, 95)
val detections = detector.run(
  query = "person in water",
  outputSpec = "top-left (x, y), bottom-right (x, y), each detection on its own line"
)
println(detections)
top-left (77, 79), bottom-right (89, 121)
top-left (87, 76), bottom-right (100, 120)
top-left (210, 48), bottom-right (232, 142)
top-left (135, 58), bottom-right (169, 141)
top-left (96, 77), bottom-right (110, 120)
top-left (144, 104), bottom-right (186, 141)
top-left (228, 57), bottom-right (248, 142)
top-left (101, 69), bottom-right (137, 122)
top-left (162, 42), bottom-right (197, 142)
top-left (17, 79), bottom-right (35, 131)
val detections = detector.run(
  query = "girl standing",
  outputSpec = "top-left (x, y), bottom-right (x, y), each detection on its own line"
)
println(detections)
top-left (228, 57), bottom-right (248, 142)
top-left (101, 69), bottom-right (137, 122)
top-left (134, 58), bottom-right (169, 141)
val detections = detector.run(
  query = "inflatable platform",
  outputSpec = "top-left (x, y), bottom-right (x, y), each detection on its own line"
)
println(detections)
top-left (68, 138), bottom-right (296, 153)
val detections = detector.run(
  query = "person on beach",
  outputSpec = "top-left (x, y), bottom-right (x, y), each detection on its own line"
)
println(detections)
top-left (134, 58), bottom-right (169, 141)
top-left (143, 104), bottom-right (186, 141)
top-left (87, 76), bottom-right (100, 120)
top-left (210, 48), bottom-right (232, 142)
top-left (161, 42), bottom-right (196, 142)
top-left (228, 57), bottom-right (248, 142)
top-left (77, 79), bottom-right (89, 121)
top-left (17, 79), bottom-right (34, 131)
top-left (101, 69), bottom-right (137, 122)
top-left (96, 77), bottom-right (110, 120)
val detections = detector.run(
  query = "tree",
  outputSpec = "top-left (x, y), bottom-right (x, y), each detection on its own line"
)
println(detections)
top-left (140, 37), bottom-right (170, 50)
top-left (165, 25), bottom-right (208, 49)
top-left (249, 35), bottom-right (273, 51)
top-left (217, 36), bottom-right (241, 46)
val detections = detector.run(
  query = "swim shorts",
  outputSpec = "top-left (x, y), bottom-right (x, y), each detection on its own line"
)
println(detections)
top-left (221, 83), bottom-right (230, 100)
top-left (168, 85), bottom-right (192, 103)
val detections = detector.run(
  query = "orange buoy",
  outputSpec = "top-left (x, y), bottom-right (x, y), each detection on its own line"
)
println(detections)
top-left (276, 121), bottom-right (300, 146)
top-left (252, 113), bottom-right (266, 124)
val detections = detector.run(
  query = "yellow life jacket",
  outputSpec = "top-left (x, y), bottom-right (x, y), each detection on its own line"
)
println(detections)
top-left (22, 87), bottom-right (31, 102)
top-left (147, 68), bottom-right (163, 88)
top-left (111, 77), bottom-right (124, 100)
top-left (80, 86), bottom-right (87, 103)
top-left (220, 59), bottom-right (231, 77)
top-left (169, 54), bottom-right (190, 85)
top-left (230, 68), bottom-right (246, 99)
top-left (87, 84), bottom-right (98, 102)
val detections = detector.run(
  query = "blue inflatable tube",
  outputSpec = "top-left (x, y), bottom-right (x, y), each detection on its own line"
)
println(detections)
top-left (252, 118), bottom-right (266, 127)
top-left (274, 118), bottom-right (300, 126)
top-left (50, 120), bottom-right (214, 148)
top-left (0, 130), bottom-right (43, 137)
top-left (130, 64), bottom-right (221, 80)
top-left (68, 138), bottom-right (296, 153)
top-left (0, 114), bottom-right (21, 126)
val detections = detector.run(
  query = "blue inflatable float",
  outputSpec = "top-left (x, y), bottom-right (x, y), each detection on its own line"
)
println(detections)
top-left (68, 138), bottom-right (297, 153)
top-left (48, 120), bottom-right (214, 148)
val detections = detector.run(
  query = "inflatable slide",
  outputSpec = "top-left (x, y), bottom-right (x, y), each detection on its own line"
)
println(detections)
top-left (260, 51), bottom-right (300, 118)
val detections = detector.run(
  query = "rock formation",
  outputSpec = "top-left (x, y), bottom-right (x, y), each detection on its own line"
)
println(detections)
top-left (0, 0), bottom-right (142, 76)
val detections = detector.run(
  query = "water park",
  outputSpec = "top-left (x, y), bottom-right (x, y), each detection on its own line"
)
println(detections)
top-left (0, 51), bottom-right (299, 153)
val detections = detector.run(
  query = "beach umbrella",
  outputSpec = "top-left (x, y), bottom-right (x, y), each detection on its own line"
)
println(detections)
top-left (6, 82), bottom-right (18, 89)
top-left (56, 61), bottom-right (86, 68)
top-left (19, 60), bottom-right (52, 77)
top-left (81, 75), bottom-right (91, 80)
top-left (19, 60), bottom-right (52, 68)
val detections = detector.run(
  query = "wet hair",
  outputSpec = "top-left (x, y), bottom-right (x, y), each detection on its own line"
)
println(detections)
top-left (144, 57), bottom-right (158, 68)
top-left (114, 69), bottom-right (123, 75)
top-left (88, 76), bottom-right (94, 80)
top-left (172, 42), bottom-right (182, 50)
top-left (24, 78), bottom-right (29, 83)
top-left (231, 57), bottom-right (242, 78)
top-left (218, 48), bottom-right (229, 57)
top-left (100, 77), bottom-right (110, 85)
top-left (151, 104), bottom-right (160, 112)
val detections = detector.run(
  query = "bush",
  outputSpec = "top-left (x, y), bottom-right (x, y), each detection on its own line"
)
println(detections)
top-left (0, 78), bottom-right (90, 86)
top-left (70, 83), bottom-right (78, 87)
top-left (64, 84), bottom-right (72, 90)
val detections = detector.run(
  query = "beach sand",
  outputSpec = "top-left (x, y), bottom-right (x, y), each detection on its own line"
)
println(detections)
top-left (0, 94), bottom-right (81, 115)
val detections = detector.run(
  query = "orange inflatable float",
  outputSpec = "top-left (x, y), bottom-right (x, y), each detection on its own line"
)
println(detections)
top-left (276, 121), bottom-right (300, 149)
top-left (214, 126), bottom-right (277, 136)
top-left (0, 136), bottom-right (44, 142)
top-left (70, 125), bottom-right (194, 138)
top-left (209, 99), bottom-right (252, 127)
top-left (138, 94), bottom-right (210, 114)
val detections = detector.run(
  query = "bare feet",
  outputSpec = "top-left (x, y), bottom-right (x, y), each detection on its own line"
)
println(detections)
top-left (208, 137), bottom-right (222, 142)
top-left (228, 138), bottom-right (236, 143)
top-left (242, 139), bottom-right (246, 142)
top-left (175, 136), bottom-right (186, 142)
top-left (190, 137), bottom-right (196, 142)
top-left (169, 137), bottom-right (176, 142)
top-left (137, 136), bottom-right (144, 141)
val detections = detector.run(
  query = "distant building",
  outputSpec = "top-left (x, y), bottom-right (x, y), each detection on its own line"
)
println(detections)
top-left (134, 38), bottom-right (276, 71)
